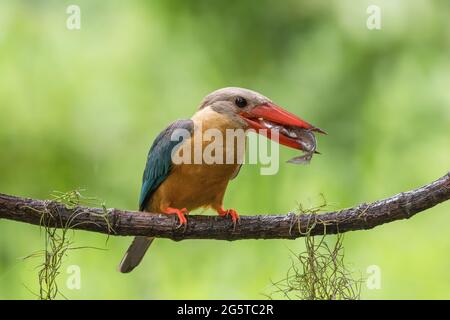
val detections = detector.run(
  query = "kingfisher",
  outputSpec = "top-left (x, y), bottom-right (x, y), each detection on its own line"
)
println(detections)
top-left (118, 87), bottom-right (324, 273)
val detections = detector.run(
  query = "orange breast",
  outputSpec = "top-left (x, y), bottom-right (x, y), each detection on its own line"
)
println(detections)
top-left (146, 107), bottom-right (244, 212)
top-left (147, 162), bottom-right (238, 212)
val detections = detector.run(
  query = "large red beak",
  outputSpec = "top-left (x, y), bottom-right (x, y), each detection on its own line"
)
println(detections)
top-left (239, 102), bottom-right (326, 150)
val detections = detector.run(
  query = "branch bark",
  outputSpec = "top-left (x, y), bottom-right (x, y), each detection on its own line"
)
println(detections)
top-left (0, 173), bottom-right (449, 241)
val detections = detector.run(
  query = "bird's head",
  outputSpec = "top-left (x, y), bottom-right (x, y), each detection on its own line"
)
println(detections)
top-left (199, 87), bottom-right (325, 151)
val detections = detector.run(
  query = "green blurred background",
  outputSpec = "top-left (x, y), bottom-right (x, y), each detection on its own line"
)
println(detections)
top-left (0, 0), bottom-right (449, 299)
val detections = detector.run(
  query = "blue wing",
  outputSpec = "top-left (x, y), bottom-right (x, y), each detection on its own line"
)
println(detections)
top-left (139, 119), bottom-right (194, 211)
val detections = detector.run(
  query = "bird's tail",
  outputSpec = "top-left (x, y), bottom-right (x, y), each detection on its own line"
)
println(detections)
top-left (118, 236), bottom-right (154, 273)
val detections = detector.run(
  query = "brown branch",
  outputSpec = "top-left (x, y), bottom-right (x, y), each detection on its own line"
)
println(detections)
top-left (0, 172), bottom-right (449, 241)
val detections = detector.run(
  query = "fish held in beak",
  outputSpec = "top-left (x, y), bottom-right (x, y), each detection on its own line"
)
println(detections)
top-left (239, 102), bottom-right (324, 165)
top-left (285, 127), bottom-right (317, 165)
top-left (261, 121), bottom-right (318, 165)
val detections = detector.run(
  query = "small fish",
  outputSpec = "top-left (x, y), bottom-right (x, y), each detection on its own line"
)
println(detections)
top-left (260, 120), bottom-right (319, 165)
top-left (286, 128), bottom-right (317, 165)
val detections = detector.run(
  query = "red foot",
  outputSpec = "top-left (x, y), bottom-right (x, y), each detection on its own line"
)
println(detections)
top-left (163, 207), bottom-right (188, 225)
top-left (216, 207), bottom-right (240, 223)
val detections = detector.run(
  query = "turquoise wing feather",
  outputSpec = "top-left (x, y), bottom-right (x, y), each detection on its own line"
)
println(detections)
top-left (138, 119), bottom-right (194, 211)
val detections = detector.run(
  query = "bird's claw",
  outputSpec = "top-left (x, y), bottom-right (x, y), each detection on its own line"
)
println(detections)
top-left (163, 207), bottom-right (189, 230)
top-left (217, 207), bottom-right (240, 230)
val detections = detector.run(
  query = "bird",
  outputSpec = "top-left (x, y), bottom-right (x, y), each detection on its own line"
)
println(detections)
top-left (118, 87), bottom-right (324, 273)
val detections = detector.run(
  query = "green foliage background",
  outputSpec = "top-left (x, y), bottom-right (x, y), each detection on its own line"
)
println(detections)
top-left (0, 0), bottom-right (449, 299)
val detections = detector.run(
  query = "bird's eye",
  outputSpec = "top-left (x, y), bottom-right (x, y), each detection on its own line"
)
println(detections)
top-left (235, 97), bottom-right (247, 108)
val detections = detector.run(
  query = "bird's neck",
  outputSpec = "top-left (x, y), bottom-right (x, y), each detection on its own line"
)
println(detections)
top-left (191, 106), bottom-right (242, 133)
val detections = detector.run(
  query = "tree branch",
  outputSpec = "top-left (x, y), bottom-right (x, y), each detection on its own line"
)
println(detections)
top-left (0, 172), bottom-right (449, 241)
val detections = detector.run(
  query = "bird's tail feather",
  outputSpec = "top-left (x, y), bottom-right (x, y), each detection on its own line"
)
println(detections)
top-left (118, 236), bottom-right (154, 273)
